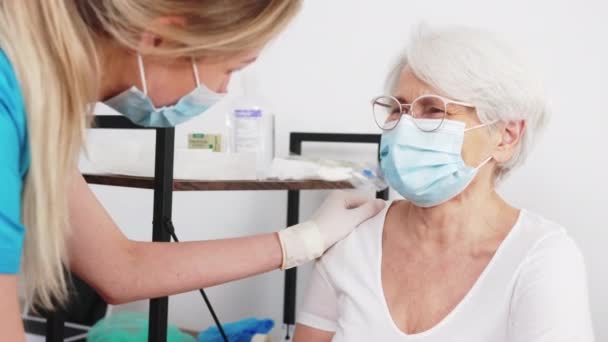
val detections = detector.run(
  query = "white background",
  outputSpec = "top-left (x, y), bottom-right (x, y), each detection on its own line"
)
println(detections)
top-left (86, 0), bottom-right (607, 340)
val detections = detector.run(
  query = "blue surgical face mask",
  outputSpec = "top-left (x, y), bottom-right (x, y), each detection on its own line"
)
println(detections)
top-left (380, 115), bottom-right (494, 207)
top-left (104, 54), bottom-right (225, 127)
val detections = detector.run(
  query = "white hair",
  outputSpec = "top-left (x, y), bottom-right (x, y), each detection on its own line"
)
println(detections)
top-left (387, 24), bottom-right (549, 179)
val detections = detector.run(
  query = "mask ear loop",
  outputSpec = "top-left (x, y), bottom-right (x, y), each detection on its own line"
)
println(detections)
top-left (475, 156), bottom-right (493, 170)
top-left (465, 120), bottom-right (500, 132)
top-left (465, 120), bottom-right (500, 169)
top-left (191, 57), bottom-right (201, 87)
top-left (137, 53), bottom-right (148, 95)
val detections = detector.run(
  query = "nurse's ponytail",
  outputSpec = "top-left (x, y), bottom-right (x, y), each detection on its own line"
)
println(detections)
top-left (0, 0), bottom-right (300, 310)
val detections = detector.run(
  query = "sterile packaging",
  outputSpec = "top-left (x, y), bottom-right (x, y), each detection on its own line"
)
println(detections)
top-left (81, 143), bottom-right (258, 180)
top-left (188, 133), bottom-right (222, 152)
top-left (269, 156), bottom-right (388, 191)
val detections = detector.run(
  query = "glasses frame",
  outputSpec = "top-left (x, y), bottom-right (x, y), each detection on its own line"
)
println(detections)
top-left (372, 94), bottom-right (476, 132)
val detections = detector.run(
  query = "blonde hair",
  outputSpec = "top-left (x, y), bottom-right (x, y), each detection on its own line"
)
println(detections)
top-left (0, 0), bottom-right (301, 310)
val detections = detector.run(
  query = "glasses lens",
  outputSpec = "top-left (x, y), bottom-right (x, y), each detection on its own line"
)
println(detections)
top-left (373, 96), bottom-right (401, 130)
top-left (411, 95), bottom-right (446, 131)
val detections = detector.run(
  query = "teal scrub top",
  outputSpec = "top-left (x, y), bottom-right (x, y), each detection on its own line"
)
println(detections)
top-left (0, 49), bottom-right (29, 274)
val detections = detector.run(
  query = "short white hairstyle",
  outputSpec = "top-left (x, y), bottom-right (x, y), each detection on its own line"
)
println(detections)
top-left (387, 24), bottom-right (549, 179)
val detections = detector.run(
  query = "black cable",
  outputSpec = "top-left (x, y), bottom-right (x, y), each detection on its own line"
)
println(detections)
top-left (285, 325), bottom-right (292, 340)
top-left (164, 219), bottom-right (229, 342)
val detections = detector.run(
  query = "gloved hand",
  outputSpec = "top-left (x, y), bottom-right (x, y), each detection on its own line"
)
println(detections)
top-left (277, 190), bottom-right (385, 269)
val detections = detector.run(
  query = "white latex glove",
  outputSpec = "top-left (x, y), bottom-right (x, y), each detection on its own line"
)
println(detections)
top-left (277, 190), bottom-right (386, 269)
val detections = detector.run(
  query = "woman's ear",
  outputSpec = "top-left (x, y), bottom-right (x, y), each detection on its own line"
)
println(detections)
top-left (139, 16), bottom-right (187, 49)
top-left (492, 120), bottom-right (526, 163)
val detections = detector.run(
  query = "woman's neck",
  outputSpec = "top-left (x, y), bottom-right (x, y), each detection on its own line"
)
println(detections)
top-left (396, 180), bottom-right (518, 254)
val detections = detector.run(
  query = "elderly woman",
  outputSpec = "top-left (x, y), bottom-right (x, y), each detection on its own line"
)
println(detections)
top-left (293, 26), bottom-right (594, 342)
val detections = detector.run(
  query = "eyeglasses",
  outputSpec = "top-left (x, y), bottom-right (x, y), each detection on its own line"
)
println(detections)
top-left (371, 94), bottom-right (476, 132)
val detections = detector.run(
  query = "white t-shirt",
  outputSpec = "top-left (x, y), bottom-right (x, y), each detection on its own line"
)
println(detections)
top-left (297, 202), bottom-right (594, 341)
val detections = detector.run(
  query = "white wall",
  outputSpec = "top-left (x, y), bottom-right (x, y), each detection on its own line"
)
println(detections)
top-left (87, 0), bottom-right (608, 340)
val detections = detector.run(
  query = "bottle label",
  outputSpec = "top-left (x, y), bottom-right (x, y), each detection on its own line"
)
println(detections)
top-left (234, 109), bottom-right (262, 118)
top-left (233, 109), bottom-right (263, 153)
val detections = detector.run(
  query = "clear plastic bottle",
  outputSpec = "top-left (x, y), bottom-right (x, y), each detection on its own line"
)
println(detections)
top-left (226, 72), bottom-right (275, 179)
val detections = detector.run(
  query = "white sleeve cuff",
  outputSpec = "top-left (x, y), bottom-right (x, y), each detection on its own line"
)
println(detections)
top-left (297, 311), bottom-right (338, 332)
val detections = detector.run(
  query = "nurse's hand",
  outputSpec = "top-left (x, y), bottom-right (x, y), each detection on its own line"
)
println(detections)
top-left (277, 191), bottom-right (385, 269)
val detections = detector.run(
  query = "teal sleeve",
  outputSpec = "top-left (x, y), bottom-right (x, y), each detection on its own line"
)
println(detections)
top-left (0, 50), bottom-right (28, 274)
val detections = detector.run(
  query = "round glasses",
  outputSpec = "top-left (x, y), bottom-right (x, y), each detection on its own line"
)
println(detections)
top-left (372, 94), bottom-right (475, 132)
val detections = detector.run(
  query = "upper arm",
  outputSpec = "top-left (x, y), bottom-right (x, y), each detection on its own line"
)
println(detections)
top-left (66, 171), bottom-right (132, 298)
top-left (293, 260), bottom-right (338, 342)
top-left (0, 72), bottom-right (27, 275)
top-left (0, 275), bottom-right (25, 341)
top-left (293, 323), bottom-right (334, 342)
top-left (508, 233), bottom-right (595, 342)
top-left (0, 50), bottom-right (28, 341)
